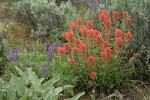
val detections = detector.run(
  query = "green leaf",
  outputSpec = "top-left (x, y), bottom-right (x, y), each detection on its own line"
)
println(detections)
top-left (0, 78), bottom-right (4, 100)
top-left (12, 75), bottom-right (25, 97)
top-left (2, 39), bottom-right (9, 47)
top-left (45, 85), bottom-right (73, 100)
top-left (0, 90), bottom-right (4, 100)
top-left (19, 86), bottom-right (33, 100)
top-left (51, 87), bottom-right (63, 97)
top-left (27, 68), bottom-right (39, 85)
top-left (65, 92), bottom-right (85, 100)
top-left (14, 66), bottom-right (28, 83)
top-left (43, 87), bottom-right (62, 100)
top-left (62, 85), bottom-right (74, 90)
top-left (6, 84), bottom-right (16, 100)
top-left (43, 88), bottom-right (53, 100)
top-left (0, 78), bottom-right (4, 89)
top-left (27, 68), bottom-right (40, 92)
top-left (41, 76), bottom-right (60, 89)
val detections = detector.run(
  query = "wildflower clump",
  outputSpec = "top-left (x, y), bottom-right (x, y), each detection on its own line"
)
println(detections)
top-left (56, 10), bottom-right (134, 90)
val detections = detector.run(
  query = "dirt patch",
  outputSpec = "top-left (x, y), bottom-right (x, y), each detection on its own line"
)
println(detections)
top-left (0, 2), bottom-right (33, 49)
top-left (10, 19), bottom-right (32, 48)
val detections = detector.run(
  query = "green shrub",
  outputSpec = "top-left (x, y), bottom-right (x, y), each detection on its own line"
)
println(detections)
top-left (11, 0), bottom-right (79, 38)
top-left (133, 46), bottom-right (150, 82)
top-left (112, 0), bottom-right (150, 82)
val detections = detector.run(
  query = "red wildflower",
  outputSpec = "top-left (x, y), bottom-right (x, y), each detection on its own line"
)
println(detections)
top-left (105, 19), bottom-right (112, 27)
top-left (62, 31), bottom-right (74, 41)
top-left (100, 51), bottom-right (107, 61)
top-left (79, 42), bottom-right (87, 52)
top-left (115, 28), bottom-right (122, 37)
top-left (113, 11), bottom-right (120, 20)
top-left (90, 72), bottom-right (97, 79)
top-left (69, 22), bottom-right (77, 31)
top-left (71, 47), bottom-right (78, 54)
top-left (99, 13), bottom-right (108, 22)
top-left (76, 17), bottom-right (82, 25)
top-left (86, 20), bottom-right (94, 28)
top-left (100, 47), bottom-right (112, 61)
top-left (94, 30), bottom-right (101, 35)
top-left (94, 35), bottom-right (103, 43)
top-left (69, 58), bottom-right (76, 65)
top-left (80, 26), bottom-right (88, 36)
top-left (102, 40), bottom-right (110, 47)
top-left (88, 29), bottom-right (94, 36)
top-left (57, 46), bottom-right (67, 56)
top-left (125, 32), bottom-right (133, 41)
top-left (88, 56), bottom-right (96, 65)
top-left (114, 37), bottom-right (123, 46)
top-left (101, 10), bottom-right (107, 14)
top-left (123, 11), bottom-right (128, 17)
top-left (99, 10), bottom-right (109, 21)
top-left (104, 47), bottom-right (112, 54)
top-left (75, 39), bottom-right (82, 46)
top-left (126, 18), bottom-right (132, 25)
top-left (63, 42), bottom-right (70, 50)
top-left (89, 30), bottom-right (100, 38)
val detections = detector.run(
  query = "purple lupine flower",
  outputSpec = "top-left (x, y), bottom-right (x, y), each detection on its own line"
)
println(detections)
top-left (4, 46), bottom-right (11, 53)
top-left (51, 42), bottom-right (58, 52)
top-left (41, 64), bottom-right (47, 77)
top-left (8, 50), bottom-right (19, 62)
top-left (48, 47), bottom-right (53, 59)
top-left (48, 48), bottom-right (53, 59)
top-left (24, 61), bottom-right (29, 68)
top-left (47, 41), bottom-right (58, 60)
top-left (12, 50), bottom-right (19, 61)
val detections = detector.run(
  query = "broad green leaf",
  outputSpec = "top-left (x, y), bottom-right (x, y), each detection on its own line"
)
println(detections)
top-left (62, 85), bottom-right (74, 90)
top-left (14, 66), bottom-right (28, 83)
top-left (0, 78), bottom-right (4, 89)
top-left (19, 86), bottom-right (33, 100)
top-left (41, 77), bottom-right (60, 91)
top-left (27, 68), bottom-right (39, 85)
top-left (27, 68), bottom-right (41, 92)
top-left (6, 84), bottom-right (16, 100)
top-left (51, 87), bottom-right (62, 97)
top-left (43, 88), bottom-right (53, 100)
top-left (12, 75), bottom-right (25, 97)
top-left (47, 85), bottom-right (74, 100)
top-left (49, 96), bottom-right (58, 100)
top-left (0, 91), bottom-right (4, 100)
top-left (39, 78), bottom-right (45, 85)
top-left (65, 92), bottom-right (85, 100)
top-left (44, 87), bottom-right (62, 100)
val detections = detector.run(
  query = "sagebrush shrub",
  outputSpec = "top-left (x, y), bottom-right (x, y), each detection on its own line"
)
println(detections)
top-left (12, 0), bottom-right (79, 37)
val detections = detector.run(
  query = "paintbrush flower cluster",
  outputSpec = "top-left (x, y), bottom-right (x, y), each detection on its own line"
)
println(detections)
top-left (57, 10), bottom-right (133, 86)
